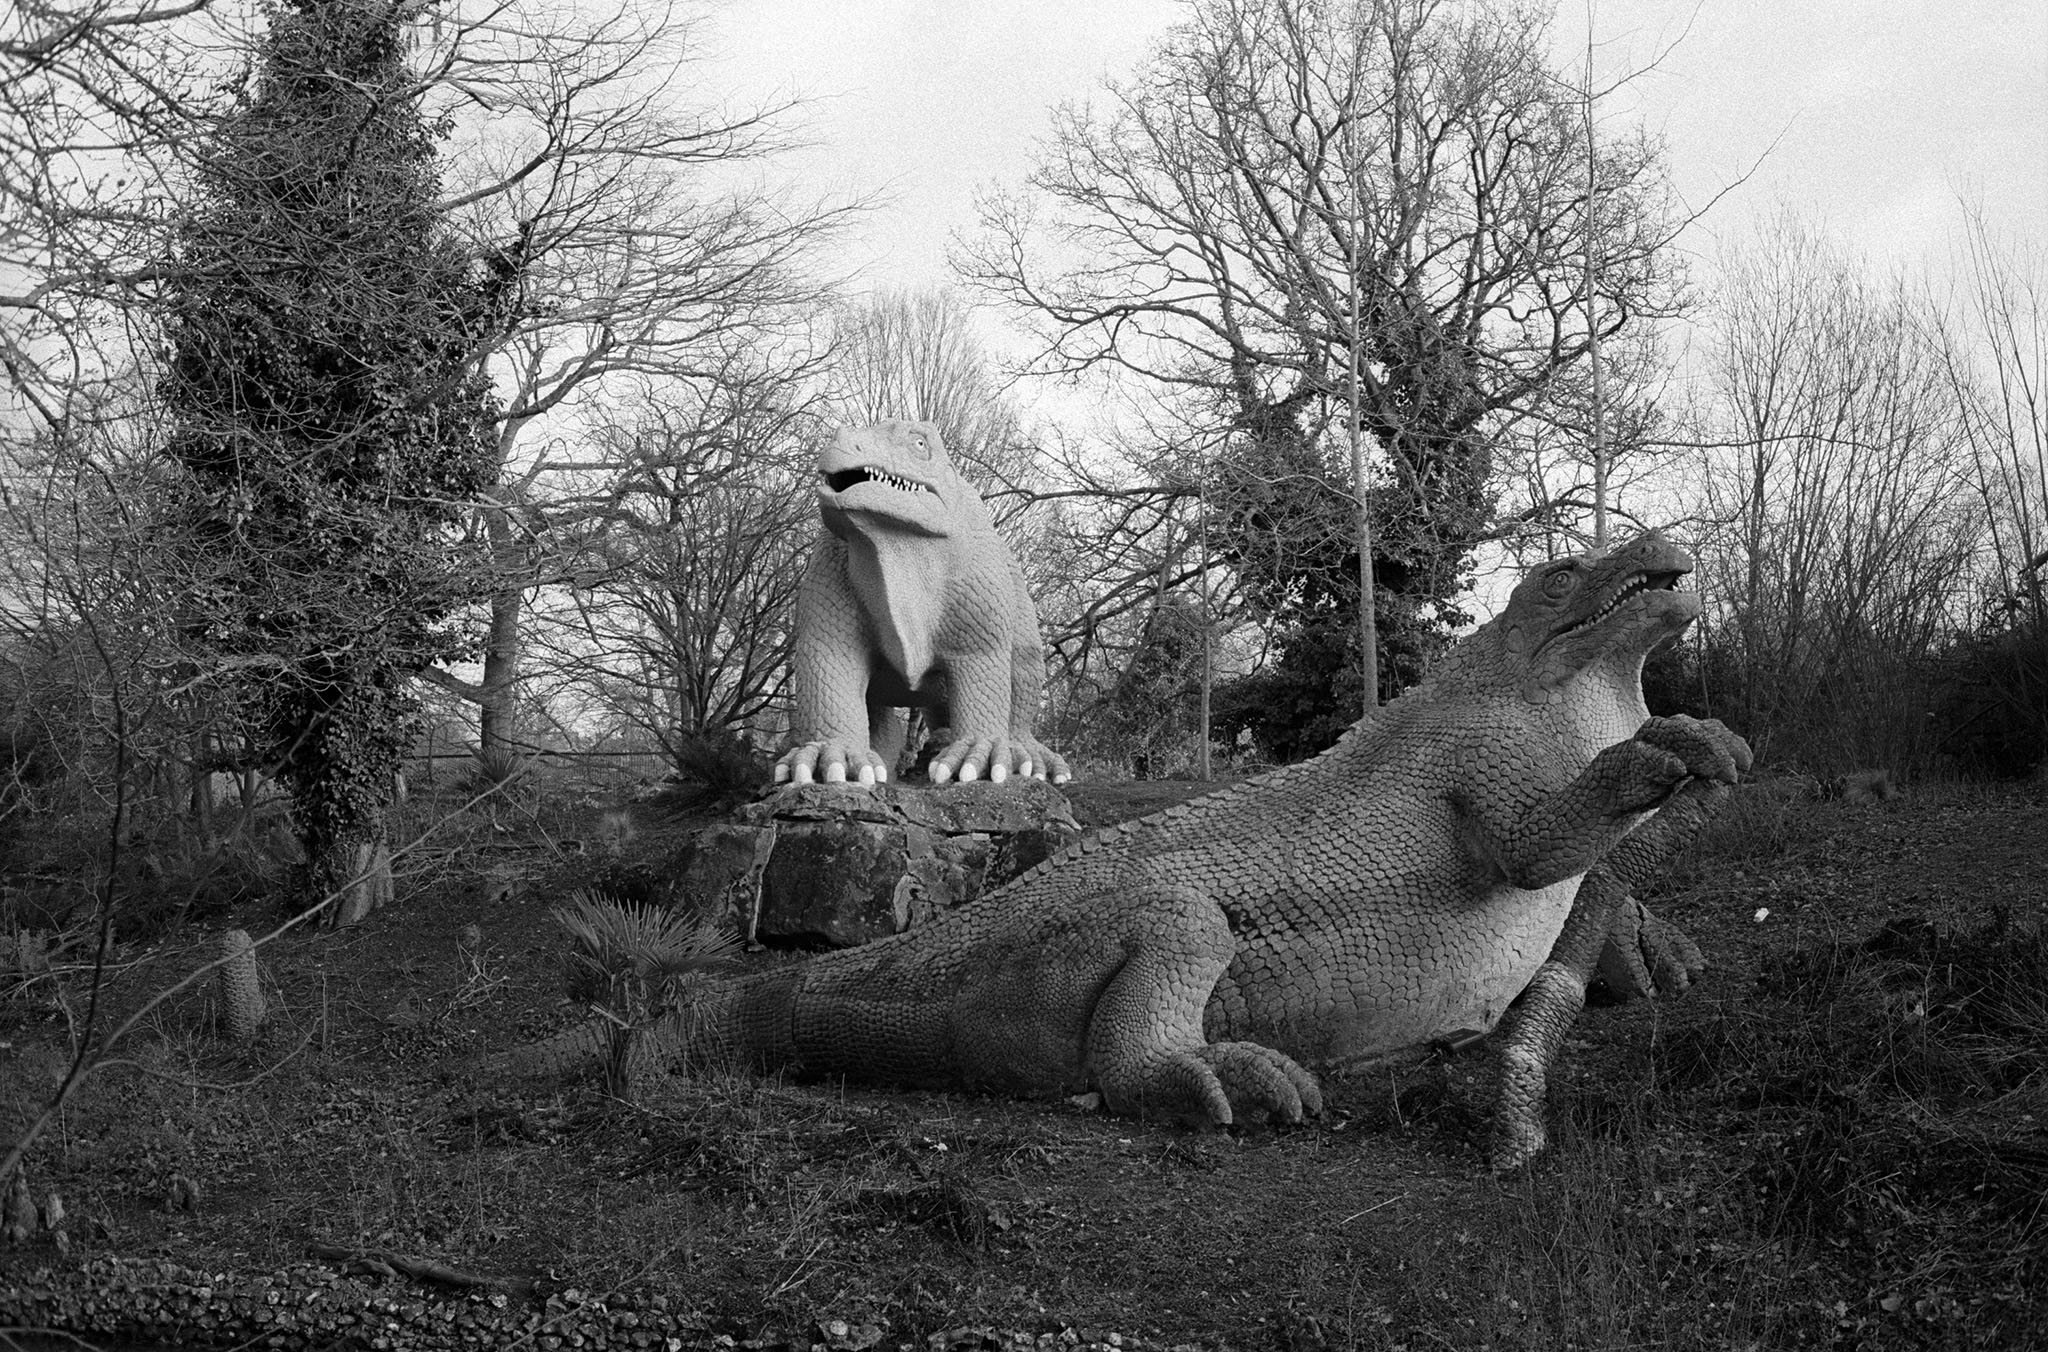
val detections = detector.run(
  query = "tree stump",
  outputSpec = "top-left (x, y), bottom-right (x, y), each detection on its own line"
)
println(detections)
top-left (215, 928), bottom-right (266, 1040)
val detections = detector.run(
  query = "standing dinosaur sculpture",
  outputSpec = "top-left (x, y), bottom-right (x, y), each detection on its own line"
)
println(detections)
top-left (774, 419), bottom-right (1069, 788)
top-left (507, 532), bottom-right (1747, 1168)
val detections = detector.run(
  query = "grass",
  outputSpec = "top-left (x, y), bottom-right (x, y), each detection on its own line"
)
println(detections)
top-left (1642, 908), bottom-right (2048, 1346)
top-left (1475, 783), bottom-right (2047, 1351)
top-left (1, 772), bottom-right (2045, 1349)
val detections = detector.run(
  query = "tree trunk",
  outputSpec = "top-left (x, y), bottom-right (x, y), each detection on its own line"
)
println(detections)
top-left (324, 837), bottom-right (393, 928)
top-left (1344, 136), bottom-right (1379, 715)
top-left (1582, 32), bottom-right (1608, 547)
top-left (477, 578), bottom-right (522, 758)
top-left (1197, 513), bottom-right (1213, 782)
top-left (1350, 429), bottom-right (1379, 713)
top-left (473, 412), bottom-right (536, 762)
top-left (187, 734), bottom-right (213, 838)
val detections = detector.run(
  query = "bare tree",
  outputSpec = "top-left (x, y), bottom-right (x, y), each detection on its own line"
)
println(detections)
top-left (1498, 323), bottom-right (1675, 553)
top-left (0, 412), bottom-right (186, 831)
top-left (393, 0), bottom-right (863, 757)
top-left (1946, 213), bottom-right (2048, 622)
top-left (1928, 210), bottom-right (2048, 772)
top-left (525, 357), bottom-right (825, 761)
top-left (1, 0), bottom-right (232, 429)
top-left (1691, 215), bottom-right (1979, 772)
top-left (960, 0), bottom-right (1688, 734)
top-left (829, 288), bottom-right (1040, 501)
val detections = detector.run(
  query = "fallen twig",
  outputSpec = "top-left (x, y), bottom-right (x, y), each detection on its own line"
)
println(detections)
top-left (306, 1242), bottom-right (534, 1295)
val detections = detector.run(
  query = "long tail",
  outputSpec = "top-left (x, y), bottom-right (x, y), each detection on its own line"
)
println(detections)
top-left (470, 927), bottom-right (950, 1091)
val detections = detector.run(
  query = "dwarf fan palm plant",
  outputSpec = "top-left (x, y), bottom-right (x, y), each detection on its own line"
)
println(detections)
top-left (552, 889), bottom-right (739, 1093)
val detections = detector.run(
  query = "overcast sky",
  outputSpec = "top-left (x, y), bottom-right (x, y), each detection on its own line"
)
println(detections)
top-left (711, 0), bottom-right (2048, 293)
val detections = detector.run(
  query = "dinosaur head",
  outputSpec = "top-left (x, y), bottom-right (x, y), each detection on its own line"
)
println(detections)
top-left (817, 420), bottom-right (974, 541)
top-left (1493, 532), bottom-right (1700, 705)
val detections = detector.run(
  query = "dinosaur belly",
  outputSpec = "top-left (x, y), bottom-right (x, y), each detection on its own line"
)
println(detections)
top-left (1204, 876), bottom-right (1581, 1067)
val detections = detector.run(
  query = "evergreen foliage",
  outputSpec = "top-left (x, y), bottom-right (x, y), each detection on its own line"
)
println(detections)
top-left (162, 0), bottom-right (510, 908)
top-left (1097, 593), bottom-right (1210, 770)
top-left (1205, 390), bottom-right (1482, 761)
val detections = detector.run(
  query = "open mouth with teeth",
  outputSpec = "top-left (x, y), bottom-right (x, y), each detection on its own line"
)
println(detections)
top-left (1558, 569), bottom-right (1688, 636)
top-left (824, 466), bottom-right (936, 496)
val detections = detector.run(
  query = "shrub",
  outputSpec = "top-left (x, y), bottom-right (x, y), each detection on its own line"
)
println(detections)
top-left (552, 888), bottom-right (740, 1093)
top-left (657, 730), bottom-right (769, 814)
top-left (1932, 621), bottom-right (2048, 778)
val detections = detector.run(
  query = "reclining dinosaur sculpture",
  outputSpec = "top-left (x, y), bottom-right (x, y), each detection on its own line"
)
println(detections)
top-left (505, 532), bottom-right (1747, 1168)
top-left (774, 419), bottom-right (1069, 788)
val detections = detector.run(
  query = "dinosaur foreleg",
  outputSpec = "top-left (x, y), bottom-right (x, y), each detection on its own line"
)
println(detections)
top-left (1582, 774), bottom-right (1732, 1004)
top-left (1488, 715), bottom-right (1750, 889)
top-left (928, 650), bottom-right (1027, 784)
top-left (777, 541), bottom-right (894, 786)
top-left (1488, 777), bottom-right (1734, 1170)
top-left (1083, 887), bottom-right (1323, 1127)
top-left (1006, 621), bottom-right (1071, 784)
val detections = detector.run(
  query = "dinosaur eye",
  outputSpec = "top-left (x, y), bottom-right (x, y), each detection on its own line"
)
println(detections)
top-left (1543, 568), bottom-right (1578, 598)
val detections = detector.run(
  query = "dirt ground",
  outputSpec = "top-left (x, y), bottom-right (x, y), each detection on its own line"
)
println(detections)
top-left (1, 771), bottom-right (2044, 1350)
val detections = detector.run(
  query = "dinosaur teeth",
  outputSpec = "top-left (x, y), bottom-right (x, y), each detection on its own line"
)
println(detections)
top-left (853, 466), bottom-right (932, 494)
top-left (825, 466), bottom-right (938, 495)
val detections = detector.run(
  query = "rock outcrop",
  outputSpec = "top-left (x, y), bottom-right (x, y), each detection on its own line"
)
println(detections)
top-left (676, 780), bottom-right (1081, 947)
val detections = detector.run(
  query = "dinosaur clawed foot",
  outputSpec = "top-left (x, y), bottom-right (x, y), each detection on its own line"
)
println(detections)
top-left (928, 735), bottom-right (1072, 786)
top-left (1633, 715), bottom-right (1754, 789)
top-left (774, 740), bottom-right (891, 787)
top-left (1107, 1041), bottom-right (1324, 1128)
top-left (1598, 715), bottom-right (1753, 814)
top-left (1593, 899), bottom-right (1707, 1003)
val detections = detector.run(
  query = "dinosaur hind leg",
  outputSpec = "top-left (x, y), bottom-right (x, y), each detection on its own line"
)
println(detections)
top-left (1489, 872), bottom-right (1628, 1170)
top-left (1084, 888), bottom-right (1323, 1127)
top-left (1490, 777), bottom-right (1734, 1170)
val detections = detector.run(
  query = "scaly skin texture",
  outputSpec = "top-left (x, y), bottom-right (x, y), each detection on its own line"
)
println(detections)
top-left (774, 419), bottom-right (1070, 788)
top-left (1487, 774), bottom-right (1739, 1170)
top-left (515, 533), bottom-right (1748, 1154)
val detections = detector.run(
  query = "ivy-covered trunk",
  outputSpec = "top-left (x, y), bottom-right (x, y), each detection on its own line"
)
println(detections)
top-left (322, 839), bottom-right (394, 927)
top-left (265, 660), bottom-right (416, 924)
top-left (161, 0), bottom-right (511, 924)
